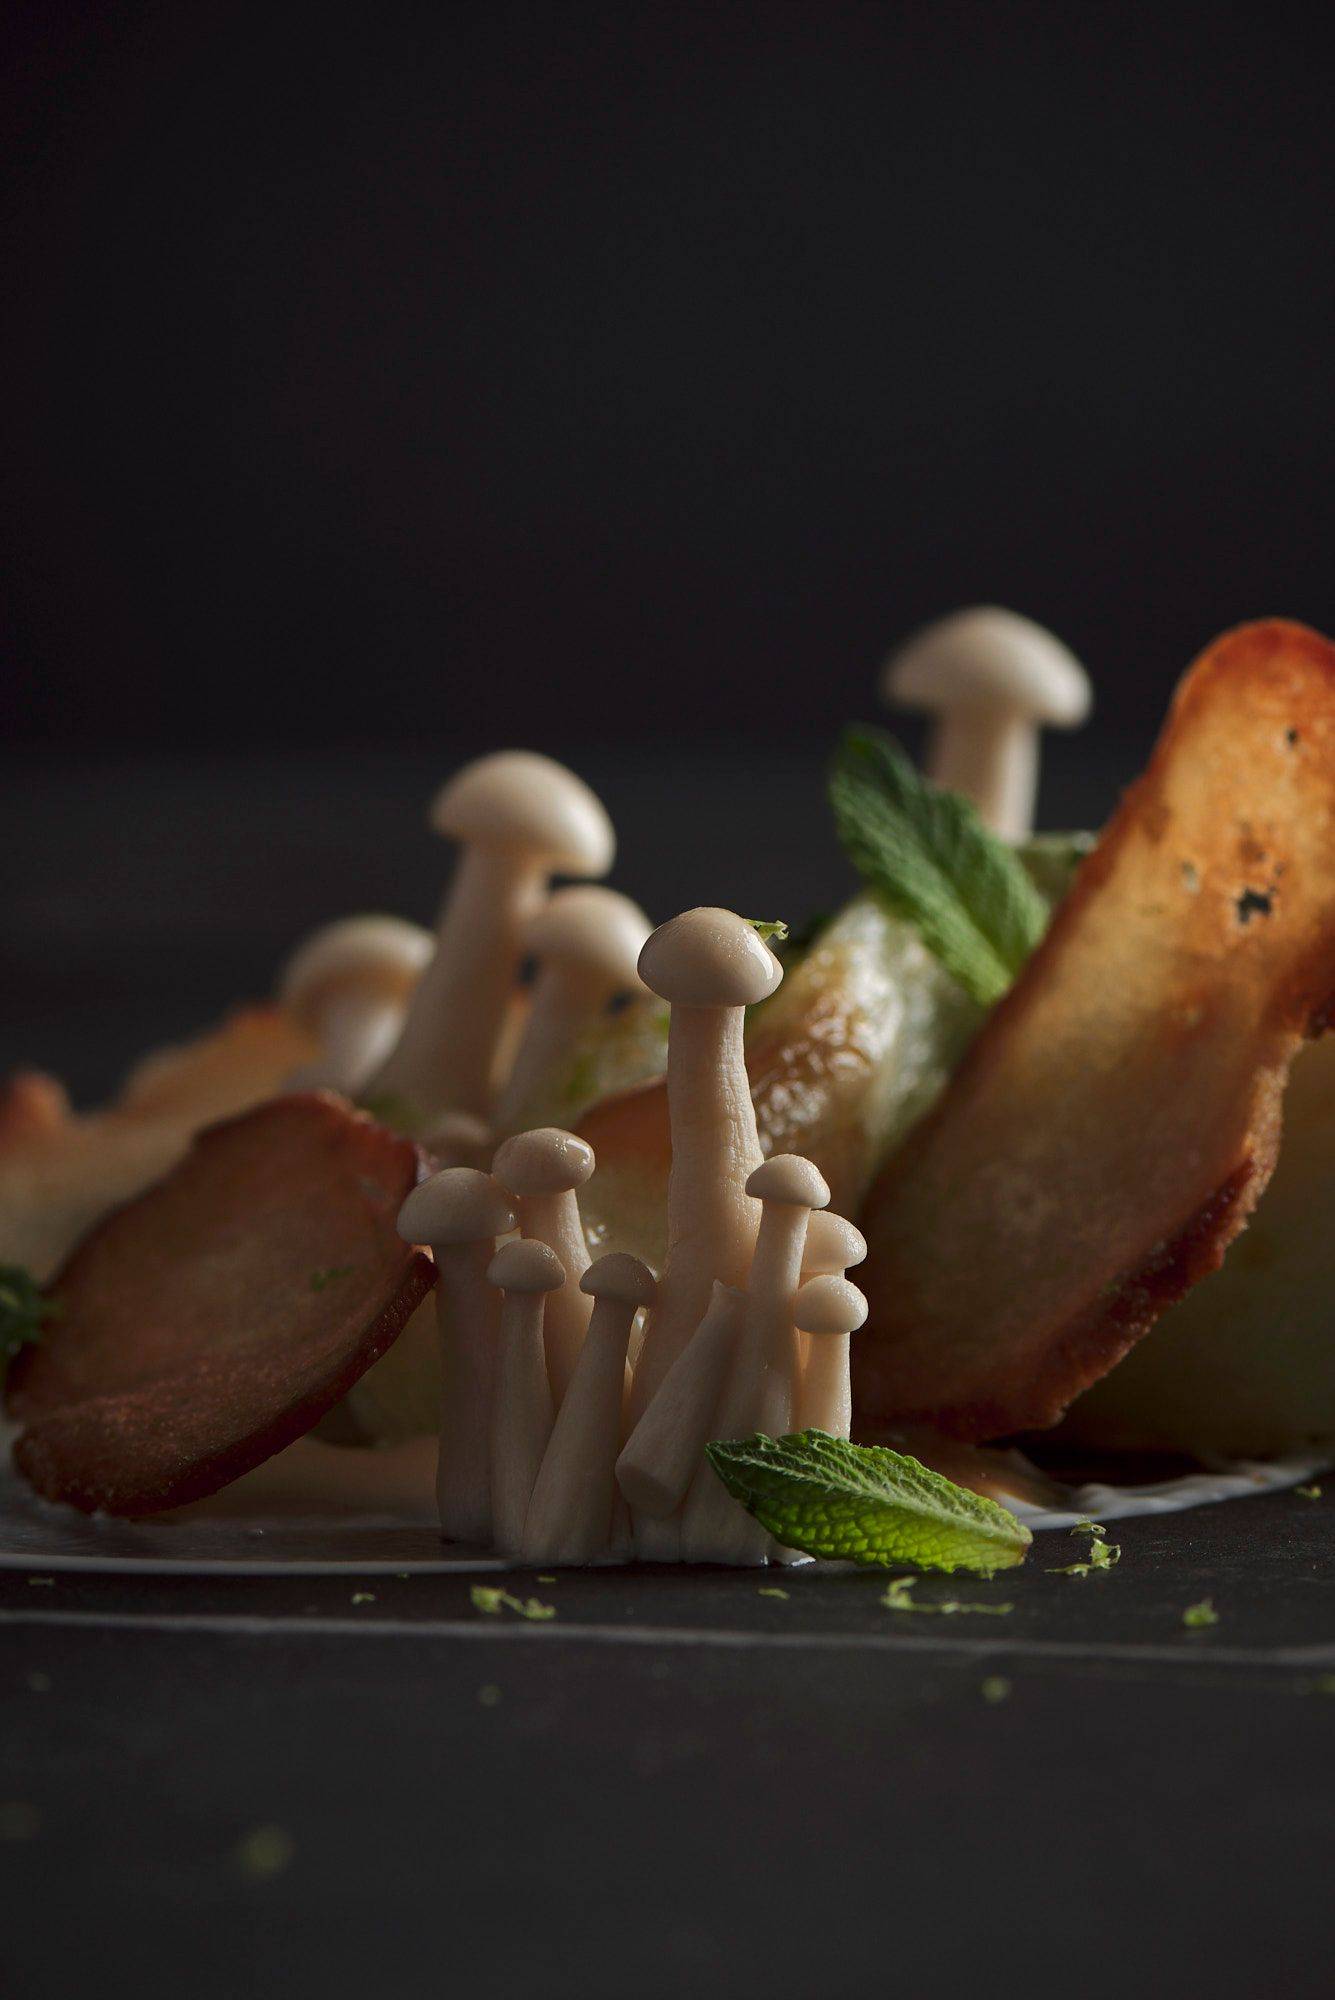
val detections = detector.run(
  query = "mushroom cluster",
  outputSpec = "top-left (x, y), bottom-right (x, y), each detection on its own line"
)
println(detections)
top-left (394, 906), bottom-right (867, 1567)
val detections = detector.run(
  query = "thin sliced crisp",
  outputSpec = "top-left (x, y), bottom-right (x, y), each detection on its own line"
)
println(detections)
top-left (857, 619), bottom-right (1335, 1441)
top-left (0, 1006), bottom-right (315, 1281)
top-left (8, 1094), bottom-right (434, 1514)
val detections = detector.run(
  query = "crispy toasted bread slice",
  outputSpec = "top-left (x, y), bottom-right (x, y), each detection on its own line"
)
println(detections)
top-left (0, 1006), bottom-right (314, 1280)
top-left (856, 620), bottom-right (1335, 1441)
top-left (8, 1094), bottom-right (433, 1514)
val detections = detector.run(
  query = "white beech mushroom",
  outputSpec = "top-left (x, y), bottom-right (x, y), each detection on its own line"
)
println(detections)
top-left (882, 608), bottom-right (1091, 840)
top-left (486, 1235), bottom-right (565, 1553)
top-left (793, 1274), bottom-right (867, 1439)
top-left (521, 1252), bottom-right (657, 1565)
top-left (629, 908), bottom-right (783, 1560)
top-left (615, 1280), bottom-right (746, 1519)
top-left (493, 886), bottom-right (653, 1136)
top-left (280, 916), bottom-right (434, 1092)
top-left (491, 1126), bottom-right (595, 1409)
top-left (680, 1153), bottom-right (829, 1565)
top-left (796, 1211), bottom-right (868, 1382)
top-left (364, 753), bottom-right (615, 1126)
top-left (421, 1111), bottom-right (494, 1171)
top-left (396, 1167), bottom-right (518, 1544)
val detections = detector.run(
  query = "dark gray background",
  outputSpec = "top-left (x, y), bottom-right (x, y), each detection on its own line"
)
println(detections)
top-left (4, 0), bottom-right (1333, 756)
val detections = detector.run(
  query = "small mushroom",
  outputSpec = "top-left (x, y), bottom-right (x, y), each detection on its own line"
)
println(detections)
top-left (800, 1212), bottom-right (868, 1280)
top-left (629, 908), bottom-right (783, 1559)
top-left (882, 608), bottom-right (1091, 840)
top-left (522, 1252), bottom-right (657, 1565)
top-left (280, 916), bottom-right (434, 1092)
top-left (486, 1236), bottom-right (565, 1552)
top-left (793, 1275), bottom-right (868, 1439)
top-left (680, 1154), bottom-right (829, 1565)
top-left (493, 886), bottom-right (653, 1135)
top-left (397, 1168), bottom-right (518, 1544)
top-left (491, 1127), bottom-right (595, 1409)
top-left (615, 1280), bottom-right (746, 1520)
top-left (364, 753), bottom-right (615, 1126)
top-left (421, 1111), bottom-right (494, 1171)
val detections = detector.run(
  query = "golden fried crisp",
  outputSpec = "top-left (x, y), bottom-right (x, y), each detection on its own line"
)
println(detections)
top-left (856, 620), bottom-right (1335, 1442)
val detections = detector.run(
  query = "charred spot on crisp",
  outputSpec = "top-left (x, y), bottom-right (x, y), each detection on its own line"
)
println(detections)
top-left (1286, 727), bottom-right (1300, 747)
top-left (1235, 887), bottom-right (1273, 924)
top-left (7, 1095), bottom-right (434, 1515)
top-left (856, 619), bottom-right (1335, 1442)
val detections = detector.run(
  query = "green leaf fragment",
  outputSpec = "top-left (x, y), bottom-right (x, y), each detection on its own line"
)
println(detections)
top-left (1048, 1519), bottom-right (1121, 1577)
top-left (981, 1676), bottom-right (1013, 1704)
top-left (880, 1574), bottom-right (1013, 1615)
top-left (0, 1265), bottom-right (57, 1371)
top-left (704, 1431), bottom-right (1032, 1575)
top-left (745, 918), bottom-right (790, 943)
top-left (1182, 1598), bottom-right (1220, 1629)
top-left (309, 1265), bottom-right (355, 1292)
top-left (828, 726), bottom-right (1048, 1006)
top-left (1296, 1484), bottom-right (1322, 1500)
top-left (350, 1591), bottom-right (376, 1605)
top-left (469, 1586), bottom-right (556, 1621)
top-left (756, 1586), bottom-right (790, 1600)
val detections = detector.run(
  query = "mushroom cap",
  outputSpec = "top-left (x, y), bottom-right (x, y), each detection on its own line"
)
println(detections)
top-left (801, 1211), bottom-right (868, 1274)
top-left (580, 1251), bottom-right (658, 1308)
top-left (638, 908), bottom-right (783, 1008)
top-left (521, 886), bottom-right (652, 991)
top-left (883, 608), bottom-right (1091, 726)
top-left (421, 1111), bottom-right (493, 1168)
top-left (430, 752), bottom-right (614, 876)
top-left (746, 1153), bottom-right (831, 1211)
top-left (397, 1168), bottom-right (517, 1247)
top-left (279, 915), bottom-right (434, 1027)
top-left (487, 1236), bottom-right (567, 1294)
top-left (492, 1126), bottom-right (596, 1197)
top-left (793, 1274), bottom-right (868, 1337)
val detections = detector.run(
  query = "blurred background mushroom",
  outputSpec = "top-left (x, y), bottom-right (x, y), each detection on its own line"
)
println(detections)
top-left (278, 915), bottom-right (433, 1093)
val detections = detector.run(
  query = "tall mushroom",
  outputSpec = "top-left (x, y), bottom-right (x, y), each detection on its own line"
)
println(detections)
top-left (629, 908), bottom-right (783, 1559)
top-left (493, 886), bottom-right (653, 1136)
top-left (396, 1167), bottom-right (517, 1544)
top-left (491, 1127), bottom-right (595, 1408)
top-left (615, 1280), bottom-right (746, 1519)
top-left (522, 1252), bottom-right (657, 1565)
top-left (680, 1153), bottom-right (829, 1565)
top-left (882, 608), bottom-right (1091, 840)
top-left (486, 1236), bottom-right (565, 1553)
top-left (793, 1274), bottom-right (867, 1439)
top-left (280, 916), bottom-right (434, 1093)
top-left (362, 753), bottom-right (615, 1127)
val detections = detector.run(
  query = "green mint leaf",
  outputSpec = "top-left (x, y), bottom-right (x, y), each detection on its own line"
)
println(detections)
top-left (880, 1574), bottom-right (1014, 1615)
top-left (0, 1265), bottom-right (57, 1372)
top-left (828, 726), bottom-right (1048, 1006)
top-left (469, 1586), bottom-right (556, 1621)
top-left (310, 1265), bottom-right (355, 1293)
top-left (745, 918), bottom-right (789, 943)
top-left (1182, 1598), bottom-right (1219, 1629)
top-left (704, 1430), bottom-right (1032, 1575)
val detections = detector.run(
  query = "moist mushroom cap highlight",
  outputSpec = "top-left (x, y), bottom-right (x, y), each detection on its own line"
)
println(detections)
top-left (745, 1153), bottom-right (831, 1211)
top-left (802, 1212), bottom-right (868, 1273)
top-left (487, 1236), bottom-right (568, 1294)
top-left (522, 887), bottom-right (652, 988)
top-left (280, 916), bottom-right (434, 1025)
top-left (580, 1251), bottom-right (658, 1309)
top-left (884, 607), bottom-right (1091, 725)
top-left (492, 1127), bottom-right (596, 1197)
top-left (430, 752), bottom-right (615, 874)
top-left (397, 1168), bottom-right (517, 1246)
top-left (794, 1274), bottom-right (869, 1337)
top-left (638, 908), bottom-right (783, 1008)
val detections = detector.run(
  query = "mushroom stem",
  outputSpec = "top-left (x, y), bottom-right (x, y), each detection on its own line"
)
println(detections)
top-left (929, 708), bottom-right (1037, 842)
top-left (368, 846), bottom-right (546, 1124)
top-left (433, 1241), bottom-right (499, 1542)
top-left (522, 1276), bottom-right (647, 1564)
top-left (796, 1334), bottom-right (852, 1438)
top-left (514, 1188), bottom-right (592, 1406)
top-left (489, 1283), bottom-right (555, 1554)
top-left (494, 970), bottom-right (594, 1134)
top-left (616, 1282), bottom-right (745, 1518)
top-left (631, 1004), bottom-right (762, 1416)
